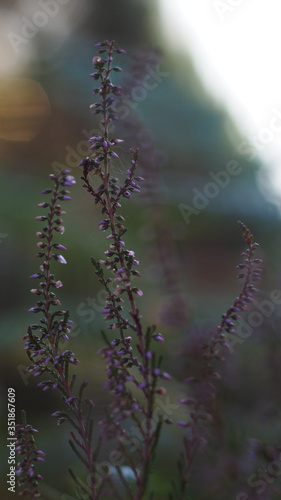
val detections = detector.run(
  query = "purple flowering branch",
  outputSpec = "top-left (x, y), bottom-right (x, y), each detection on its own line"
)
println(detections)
top-left (23, 170), bottom-right (101, 499)
top-left (79, 40), bottom-right (169, 499)
top-left (15, 410), bottom-right (45, 498)
top-left (172, 221), bottom-right (262, 499)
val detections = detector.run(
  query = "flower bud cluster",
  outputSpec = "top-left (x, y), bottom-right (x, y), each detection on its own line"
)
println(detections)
top-left (22, 170), bottom-right (99, 499)
top-left (79, 40), bottom-right (170, 496)
top-left (175, 221), bottom-right (263, 494)
top-left (15, 412), bottom-right (45, 498)
top-left (25, 170), bottom-right (77, 381)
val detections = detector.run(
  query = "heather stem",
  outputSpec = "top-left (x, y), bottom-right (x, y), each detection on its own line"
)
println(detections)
top-left (177, 222), bottom-right (262, 499)
top-left (83, 40), bottom-right (161, 499)
top-left (44, 179), bottom-right (60, 344)
top-left (27, 170), bottom-right (97, 499)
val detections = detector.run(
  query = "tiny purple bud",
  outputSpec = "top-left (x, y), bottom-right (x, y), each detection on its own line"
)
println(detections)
top-left (65, 397), bottom-right (75, 403)
top-left (35, 216), bottom-right (48, 221)
top-left (28, 307), bottom-right (39, 313)
top-left (179, 398), bottom-right (194, 405)
top-left (153, 333), bottom-right (165, 342)
top-left (65, 175), bottom-right (76, 185)
top-left (54, 226), bottom-right (65, 234)
top-left (40, 189), bottom-right (52, 194)
top-left (53, 244), bottom-right (67, 252)
top-left (53, 280), bottom-right (63, 288)
top-left (177, 421), bottom-right (190, 428)
top-left (52, 299), bottom-right (61, 305)
top-left (102, 308), bottom-right (111, 314)
top-left (115, 267), bottom-right (125, 275)
top-left (221, 342), bottom-right (230, 350)
top-left (54, 254), bottom-right (67, 264)
top-left (60, 196), bottom-right (72, 201)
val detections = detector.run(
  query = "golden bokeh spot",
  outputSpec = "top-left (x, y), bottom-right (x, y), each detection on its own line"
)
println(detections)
top-left (0, 78), bottom-right (51, 142)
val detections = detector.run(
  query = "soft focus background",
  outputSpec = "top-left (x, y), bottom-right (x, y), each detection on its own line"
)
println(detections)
top-left (1, 0), bottom-right (281, 498)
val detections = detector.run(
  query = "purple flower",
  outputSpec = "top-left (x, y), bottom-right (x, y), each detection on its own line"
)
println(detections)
top-left (40, 189), bottom-right (53, 195)
top-left (59, 196), bottom-right (72, 201)
top-left (153, 333), bottom-right (165, 342)
top-left (51, 280), bottom-right (63, 288)
top-left (53, 244), bottom-right (67, 252)
top-left (64, 175), bottom-right (76, 185)
top-left (54, 254), bottom-right (67, 264)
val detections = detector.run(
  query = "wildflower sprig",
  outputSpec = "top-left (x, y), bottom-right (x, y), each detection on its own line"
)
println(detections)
top-left (24, 169), bottom-right (77, 387)
top-left (15, 411), bottom-right (45, 498)
top-left (171, 221), bottom-right (263, 499)
top-left (79, 40), bottom-right (169, 499)
top-left (22, 170), bottom-right (100, 499)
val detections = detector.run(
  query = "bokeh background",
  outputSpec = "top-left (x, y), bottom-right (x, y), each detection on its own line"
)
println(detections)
top-left (1, 0), bottom-right (281, 498)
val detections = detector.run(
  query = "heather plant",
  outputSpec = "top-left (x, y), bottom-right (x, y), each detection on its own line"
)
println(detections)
top-left (15, 411), bottom-right (45, 499)
top-left (16, 39), bottom-right (269, 500)
top-left (169, 222), bottom-right (262, 499)
top-left (79, 39), bottom-right (171, 499)
top-left (20, 168), bottom-right (101, 499)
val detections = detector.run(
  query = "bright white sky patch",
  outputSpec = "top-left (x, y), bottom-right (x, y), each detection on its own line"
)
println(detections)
top-left (158, 0), bottom-right (281, 203)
